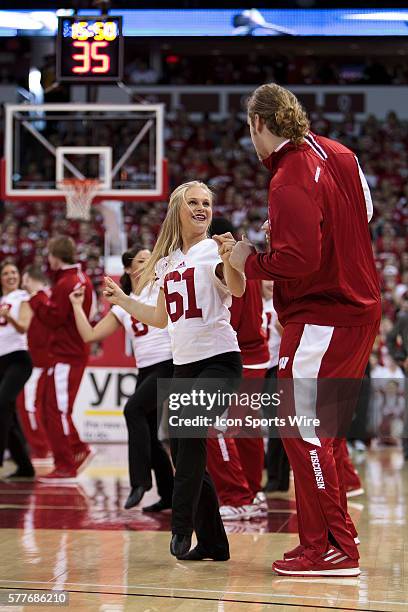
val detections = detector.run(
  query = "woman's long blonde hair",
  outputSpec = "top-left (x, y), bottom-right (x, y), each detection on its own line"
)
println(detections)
top-left (137, 180), bottom-right (213, 292)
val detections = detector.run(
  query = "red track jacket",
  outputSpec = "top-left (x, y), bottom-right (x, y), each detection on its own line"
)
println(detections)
top-left (27, 290), bottom-right (52, 368)
top-left (245, 133), bottom-right (381, 327)
top-left (230, 279), bottom-right (269, 367)
top-left (29, 265), bottom-right (93, 366)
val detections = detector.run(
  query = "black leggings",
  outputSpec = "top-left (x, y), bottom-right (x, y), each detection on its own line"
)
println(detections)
top-left (0, 351), bottom-right (33, 468)
top-left (171, 351), bottom-right (242, 551)
top-left (124, 359), bottom-right (174, 502)
top-left (264, 366), bottom-right (290, 490)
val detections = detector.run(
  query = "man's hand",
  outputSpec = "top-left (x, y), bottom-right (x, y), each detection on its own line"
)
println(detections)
top-left (262, 220), bottom-right (271, 254)
top-left (229, 235), bottom-right (255, 273)
top-left (69, 285), bottom-right (85, 306)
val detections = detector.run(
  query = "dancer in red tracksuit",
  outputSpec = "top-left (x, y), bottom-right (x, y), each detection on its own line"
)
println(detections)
top-left (17, 266), bottom-right (51, 459)
top-left (28, 236), bottom-right (93, 482)
top-left (207, 218), bottom-right (269, 520)
top-left (229, 84), bottom-right (380, 576)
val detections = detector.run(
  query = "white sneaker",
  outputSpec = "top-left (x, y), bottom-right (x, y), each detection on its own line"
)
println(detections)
top-left (74, 447), bottom-right (96, 475)
top-left (252, 491), bottom-right (268, 517)
top-left (219, 504), bottom-right (264, 521)
top-left (219, 505), bottom-right (248, 521)
top-left (31, 456), bottom-right (54, 467)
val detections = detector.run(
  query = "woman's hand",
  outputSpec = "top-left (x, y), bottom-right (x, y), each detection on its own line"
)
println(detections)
top-left (0, 301), bottom-right (31, 333)
top-left (218, 240), bottom-right (236, 264)
top-left (69, 285), bottom-right (85, 306)
top-left (213, 232), bottom-right (246, 297)
top-left (213, 232), bottom-right (236, 264)
top-left (103, 276), bottom-right (127, 306)
top-left (0, 304), bottom-right (11, 322)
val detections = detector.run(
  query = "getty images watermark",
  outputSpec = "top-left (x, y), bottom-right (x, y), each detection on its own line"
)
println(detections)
top-left (167, 388), bottom-right (319, 431)
top-left (156, 378), bottom-right (328, 438)
top-left (156, 377), bottom-right (380, 439)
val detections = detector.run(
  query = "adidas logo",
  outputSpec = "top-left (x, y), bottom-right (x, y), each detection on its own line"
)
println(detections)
top-left (322, 548), bottom-right (348, 564)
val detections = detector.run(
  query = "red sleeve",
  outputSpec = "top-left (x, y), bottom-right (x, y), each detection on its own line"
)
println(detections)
top-left (229, 296), bottom-right (243, 332)
top-left (245, 184), bottom-right (322, 281)
top-left (29, 282), bottom-right (72, 329)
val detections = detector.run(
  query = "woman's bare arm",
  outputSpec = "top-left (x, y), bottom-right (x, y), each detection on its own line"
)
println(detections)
top-left (103, 277), bottom-right (168, 328)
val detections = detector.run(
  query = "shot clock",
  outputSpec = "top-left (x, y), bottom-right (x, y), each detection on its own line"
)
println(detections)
top-left (56, 16), bottom-right (123, 82)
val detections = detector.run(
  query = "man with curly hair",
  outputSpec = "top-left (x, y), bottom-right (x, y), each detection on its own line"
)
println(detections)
top-left (229, 83), bottom-right (381, 577)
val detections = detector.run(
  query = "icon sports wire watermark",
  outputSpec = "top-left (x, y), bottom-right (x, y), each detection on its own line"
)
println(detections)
top-left (155, 377), bottom-right (394, 439)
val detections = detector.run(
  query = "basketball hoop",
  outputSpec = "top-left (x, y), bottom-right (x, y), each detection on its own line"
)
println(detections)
top-left (58, 178), bottom-right (100, 221)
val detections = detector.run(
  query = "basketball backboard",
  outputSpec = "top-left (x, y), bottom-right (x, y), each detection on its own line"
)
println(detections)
top-left (1, 103), bottom-right (167, 202)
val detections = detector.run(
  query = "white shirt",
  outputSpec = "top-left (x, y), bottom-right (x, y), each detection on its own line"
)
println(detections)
top-left (155, 238), bottom-right (239, 365)
top-left (111, 284), bottom-right (172, 369)
top-left (0, 289), bottom-right (29, 357)
top-left (371, 364), bottom-right (405, 391)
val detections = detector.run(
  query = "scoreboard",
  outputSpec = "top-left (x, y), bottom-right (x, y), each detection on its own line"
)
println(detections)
top-left (57, 16), bottom-right (123, 82)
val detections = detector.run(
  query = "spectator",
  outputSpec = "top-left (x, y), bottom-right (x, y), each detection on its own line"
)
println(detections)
top-left (386, 292), bottom-right (408, 458)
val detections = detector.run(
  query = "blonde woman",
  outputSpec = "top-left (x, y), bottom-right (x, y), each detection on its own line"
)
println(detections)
top-left (69, 244), bottom-right (174, 513)
top-left (104, 181), bottom-right (245, 561)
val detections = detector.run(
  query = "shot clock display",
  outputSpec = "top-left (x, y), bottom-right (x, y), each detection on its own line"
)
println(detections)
top-left (56, 16), bottom-right (123, 82)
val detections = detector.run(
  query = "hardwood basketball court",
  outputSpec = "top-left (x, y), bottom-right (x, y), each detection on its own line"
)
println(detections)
top-left (0, 445), bottom-right (406, 611)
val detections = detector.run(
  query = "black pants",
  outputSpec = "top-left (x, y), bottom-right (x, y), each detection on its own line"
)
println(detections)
top-left (171, 351), bottom-right (242, 551)
top-left (264, 366), bottom-right (290, 491)
top-left (124, 359), bottom-right (174, 502)
top-left (0, 351), bottom-right (33, 469)
top-left (347, 363), bottom-right (371, 442)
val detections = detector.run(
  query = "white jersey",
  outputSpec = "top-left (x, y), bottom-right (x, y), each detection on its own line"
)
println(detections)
top-left (0, 289), bottom-right (29, 357)
top-left (263, 297), bottom-right (281, 369)
top-left (155, 238), bottom-right (239, 365)
top-left (111, 283), bottom-right (172, 369)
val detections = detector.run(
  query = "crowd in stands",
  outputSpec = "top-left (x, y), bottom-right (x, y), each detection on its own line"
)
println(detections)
top-left (0, 200), bottom-right (105, 292)
top-left (127, 55), bottom-right (408, 86)
top-left (0, 42), bottom-right (407, 86)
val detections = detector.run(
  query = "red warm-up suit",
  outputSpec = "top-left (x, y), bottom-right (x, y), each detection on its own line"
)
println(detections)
top-left (244, 134), bottom-right (381, 559)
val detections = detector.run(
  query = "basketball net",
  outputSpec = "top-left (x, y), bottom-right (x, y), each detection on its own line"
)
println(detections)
top-left (58, 178), bottom-right (100, 221)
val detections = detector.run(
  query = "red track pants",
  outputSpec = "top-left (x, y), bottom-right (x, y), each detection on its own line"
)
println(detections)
top-left (17, 367), bottom-right (50, 458)
top-left (43, 363), bottom-right (89, 472)
top-left (278, 321), bottom-right (379, 560)
top-left (207, 367), bottom-right (266, 507)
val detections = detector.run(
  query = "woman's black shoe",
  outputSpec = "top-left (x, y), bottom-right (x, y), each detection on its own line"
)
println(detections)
top-left (265, 480), bottom-right (289, 493)
top-left (142, 499), bottom-right (172, 513)
top-left (177, 545), bottom-right (230, 561)
top-left (124, 486), bottom-right (145, 509)
top-left (5, 467), bottom-right (35, 480)
top-left (170, 534), bottom-right (191, 557)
